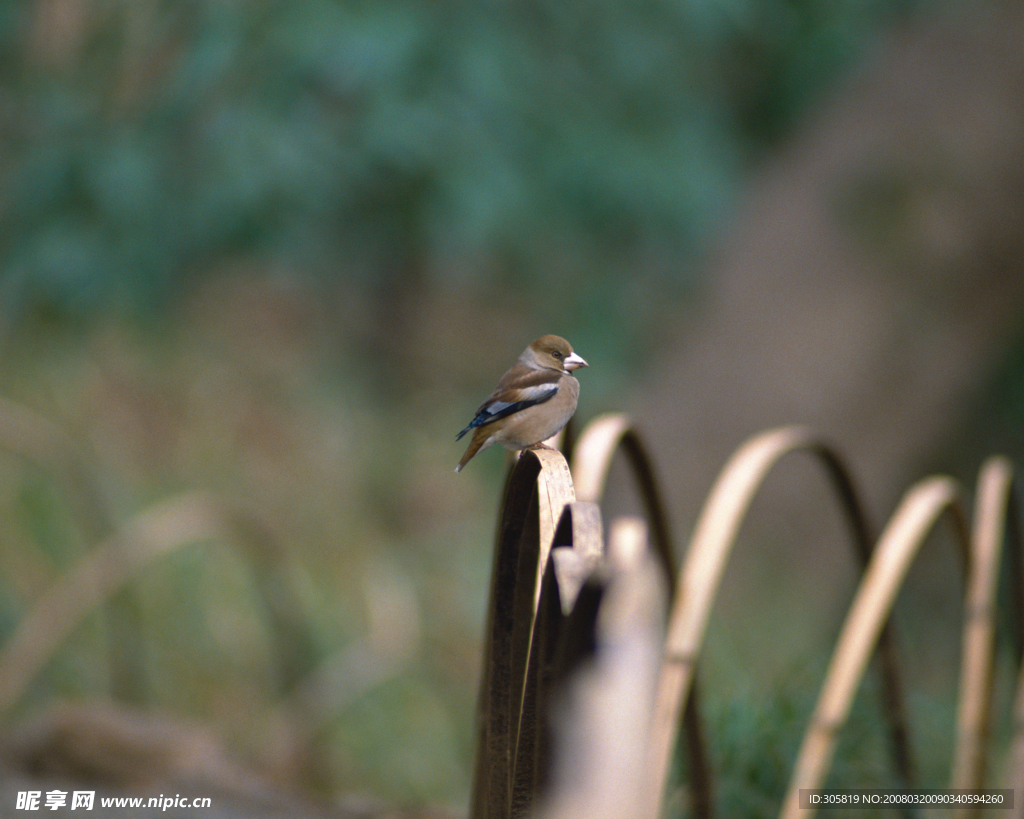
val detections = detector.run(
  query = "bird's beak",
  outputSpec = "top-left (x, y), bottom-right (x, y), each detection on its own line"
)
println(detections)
top-left (564, 352), bottom-right (588, 371)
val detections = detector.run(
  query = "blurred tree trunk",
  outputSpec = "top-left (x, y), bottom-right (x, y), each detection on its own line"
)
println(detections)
top-left (634, 0), bottom-right (1024, 647)
top-left (636, 2), bottom-right (1024, 577)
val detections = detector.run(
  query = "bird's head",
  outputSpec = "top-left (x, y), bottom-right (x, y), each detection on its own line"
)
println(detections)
top-left (527, 335), bottom-right (588, 373)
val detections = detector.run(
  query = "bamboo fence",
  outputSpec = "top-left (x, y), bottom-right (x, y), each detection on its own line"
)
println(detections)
top-left (469, 414), bottom-right (1023, 819)
top-left (1, 394), bottom-right (1022, 818)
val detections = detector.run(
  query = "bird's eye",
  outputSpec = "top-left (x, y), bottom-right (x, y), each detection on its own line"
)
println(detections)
top-left (552, 351), bottom-right (563, 359)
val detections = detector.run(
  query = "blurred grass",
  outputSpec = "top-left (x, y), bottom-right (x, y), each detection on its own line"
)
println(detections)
top-left (0, 291), bottom-right (496, 807)
top-left (669, 645), bottom-right (1015, 818)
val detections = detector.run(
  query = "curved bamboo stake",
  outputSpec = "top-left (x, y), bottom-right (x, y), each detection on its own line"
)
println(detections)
top-left (1011, 657), bottom-right (1024, 819)
top-left (573, 413), bottom-right (713, 818)
top-left (0, 490), bottom-right (316, 720)
top-left (779, 476), bottom-right (970, 819)
top-left (0, 397), bottom-right (151, 701)
top-left (572, 413), bottom-right (676, 585)
top-left (550, 501), bottom-right (604, 615)
top-left (643, 425), bottom-right (882, 819)
top-left (950, 457), bottom-right (1012, 801)
top-left (531, 448), bottom-right (578, 607)
top-left (1000, 470), bottom-right (1024, 819)
top-left (537, 516), bottom-right (666, 819)
top-left (0, 491), bottom-right (228, 717)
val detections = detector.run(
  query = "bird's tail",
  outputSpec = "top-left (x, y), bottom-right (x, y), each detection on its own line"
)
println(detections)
top-left (454, 431), bottom-right (487, 472)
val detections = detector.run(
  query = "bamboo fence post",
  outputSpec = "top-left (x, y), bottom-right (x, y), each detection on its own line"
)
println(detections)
top-left (572, 414), bottom-right (712, 818)
top-left (779, 477), bottom-right (970, 819)
top-left (643, 425), bottom-right (906, 819)
top-left (470, 448), bottom-right (576, 819)
top-left (514, 501), bottom-right (604, 811)
top-left (949, 457), bottom-right (1012, 814)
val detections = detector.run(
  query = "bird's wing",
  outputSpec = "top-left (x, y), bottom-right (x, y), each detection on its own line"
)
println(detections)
top-left (456, 370), bottom-right (561, 440)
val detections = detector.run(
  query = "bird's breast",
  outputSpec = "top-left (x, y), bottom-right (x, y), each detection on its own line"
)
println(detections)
top-left (491, 376), bottom-right (579, 450)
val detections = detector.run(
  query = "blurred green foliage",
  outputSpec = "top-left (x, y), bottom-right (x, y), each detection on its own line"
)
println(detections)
top-left (682, 679), bottom-right (958, 819)
top-left (2, 0), bottom-right (938, 335)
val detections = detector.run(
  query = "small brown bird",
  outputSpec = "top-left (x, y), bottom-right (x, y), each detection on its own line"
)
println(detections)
top-left (455, 335), bottom-right (588, 472)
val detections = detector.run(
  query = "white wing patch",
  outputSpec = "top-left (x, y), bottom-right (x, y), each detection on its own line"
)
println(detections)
top-left (483, 383), bottom-right (558, 417)
top-left (457, 379), bottom-right (560, 440)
